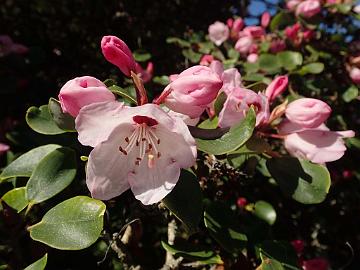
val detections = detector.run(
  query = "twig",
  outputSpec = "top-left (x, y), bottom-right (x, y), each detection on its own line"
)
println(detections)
top-left (160, 219), bottom-right (183, 270)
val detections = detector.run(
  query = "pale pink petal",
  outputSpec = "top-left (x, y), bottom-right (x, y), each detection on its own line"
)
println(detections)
top-left (75, 101), bottom-right (126, 147)
top-left (0, 143), bottom-right (10, 155)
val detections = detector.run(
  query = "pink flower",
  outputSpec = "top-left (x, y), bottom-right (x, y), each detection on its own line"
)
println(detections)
top-left (281, 122), bottom-right (354, 163)
top-left (243, 26), bottom-right (265, 38)
top-left (0, 143), bottom-right (10, 155)
top-left (221, 68), bottom-right (242, 94)
top-left (166, 109), bottom-right (200, 126)
top-left (235, 36), bottom-right (253, 54)
top-left (135, 62), bottom-right (154, 83)
top-left (59, 76), bottom-right (115, 117)
top-left (285, 98), bottom-right (331, 128)
top-left (247, 53), bottom-right (258, 63)
top-left (270, 40), bottom-right (286, 53)
top-left (285, 23), bottom-right (301, 42)
top-left (208, 21), bottom-right (229, 46)
top-left (218, 87), bottom-right (270, 128)
top-left (287, 0), bottom-right (302, 10)
top-left (302, 258), bottom-right (329, 270)
top-left (349, 67), bottom-right (360, 84)
top-left (164, 65), bottom-right (223, 118)
top-left (354, 5), bottom-right (360, 14)
top-left (76, 103), bottom-right (197, 205)
top-left (200, 54), bottom-right (215, 66)
top-left (101, 35), bottom-right (137, 77)
top-left (291, 240), bottom-right (304, 255)
top-left (303, 29), bottom-right (315, 41)
top-left (261, 12), bottom-right (271, 28)
top-left (232, 18), bottom-right (245, 32)
top-left (296, 0), bottom-right (321, 18)
top-left (265, 75), bottom-right (288, 103)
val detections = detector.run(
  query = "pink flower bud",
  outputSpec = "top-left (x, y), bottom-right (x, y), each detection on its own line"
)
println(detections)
top-left (349, 67), bottom-right (360, 84)
top-left (303, 29), bottom-right (315, 41)
top-left (302, 258), bottom-right (329, 270)
top-left (208, 21), bottom-right (229, 46)
top-left (285, 23), bottom-right (301, 41)
top-left (270, 40), bottom-right (286, 53)
top-left (235, 36), bottom-right (253, 54)
top-left (0, 143), bottom-right (10, 155)
top-left (285, 98), bottom-right (331, 128)
top-left (59, 76), bottom-right (115, 117)
top-left (286, 0), bottom-right (302, 10)
top-left (261, 12), bottom-right (271, 28)
top-left (247, 53), bottom-right (258, 63)
top-left (200, 54), bottom-right (215, 66)
top-left (101, 35), bottom-right (137, 77)
top-left (164, 66), bottom-right (223, 118)
top-left (237, 197), bottom-right (248, 208)
top-left (232, 18), bottom-right (244, 32)
top-left (265, 75), bottom-right (288, 102)
top-left (296, 0), bottom-right (321, 18)
top-left (243, 26), bottom-right (265, 38)
top-left (291, 240), bottom-right (304, 255)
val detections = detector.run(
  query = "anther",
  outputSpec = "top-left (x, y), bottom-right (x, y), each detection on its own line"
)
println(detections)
top-left (119, 146), bottom-right (128, 155)
top-left (125, 137), bottom-right (129, 143)
top-left (157, 152), bottom-right (161, 158)
top-left (135, 160), bottom-right (140, 166)
top-left (157, 139), bottom-right (160, 144)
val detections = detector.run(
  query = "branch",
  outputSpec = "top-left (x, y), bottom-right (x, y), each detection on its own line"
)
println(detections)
top-left (160, 219), bottom-right (183, 270)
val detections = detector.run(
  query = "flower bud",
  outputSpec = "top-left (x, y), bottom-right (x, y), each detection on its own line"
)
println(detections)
top-left (208, 21), bottom-right (229, 46)
top-left (247, 53), bottom-right (258, 63)
top-left (243, 26), bottom-right (265, 38)
top-left (265, 75), bottom-right (288, 102)
top-left (285, 98), bottom-right (331, 128)
top-left (286, 0), bottom-right (302, 10)
top-left (0, 143), bottom-right (10, 155)
top-left (349, 67), bottom-right (360, 84)
top-left (101, 35), bottom-right (137, 76)
top-left (200, 54), bottom-right (215, 66)
top-left (270, 40), bottom-right (286, 53)
top-left (59, 76), bottom-right (115, 117)
top-left (235, 36), bottom-right (253, 54)
top-left (296, 0), bottom-right (321, 18)
top-left (232, 18), bottom-right (244, 32)
top-left (164, 66), bottom-right (223, 118)
top-left (261, 12), bottom-right (271, 28)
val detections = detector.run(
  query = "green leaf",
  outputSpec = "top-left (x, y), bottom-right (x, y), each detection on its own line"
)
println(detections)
top-left (1, 187), bottom-right (28, 213)
top-left (342, 85), bottom-right (359, 103)
top-left (270, 12), bottom-right (295, 31)
top-left (261, 257), bottom-right (284, 270)
top-left (0, 144), bottom-right (61, 181)
top-left (259, 54), bottom-right (281, 73)
top-left (297, 63), bottom-right (324, 75)
top-left (266, 158), bottom-right (331, 204)
top-left (109, 85), bottom-right (137, 105)
top-left (204, 201), bottom-right (248, 254)
top-left (277, 51), bottom-right (303, 71)
top-left (198, 117), bottom-right (219, 129)
top-left (161, 241), bottom-right (223, 265)
top-left (214, 92), bottom-right (227, 116)
top-left (182, 49), bottom-right (202, 63)
top-left (243, 62), bottom-right (260, 74)
top-left (153, 75), bottom-right (170, 86)
top-left (26, 105), bottom-right (66, 135)
top-left (162, 170), bottom-right (203, 234)
top-left (28, 196), bottom-right (105, 250)
top-left (26, 147), bottom-right (77, 204)
top-left (24, 253), bottom-right (48, 270)
top-left (133, 51), bottom-right (151, 62)
top-left (196, 108), bottom-right (255, 155)
top-left (254, 201), bottom-right (276, 226)
top-left (259, 241), bottom-right (300, 270)
top-left (166, 37), bottom-right (191, 48)
top-left (48, 98), bottom-right (76, 131)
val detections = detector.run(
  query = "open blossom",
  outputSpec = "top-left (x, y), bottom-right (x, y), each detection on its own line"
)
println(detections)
top-left (58, 76), bottom-right (115, 117)
top-left (164, 65), bottom-right (223, 118)
top-left (349, 67), bottom-right (360, 84)
top-left (265, 75), bottom-right (288, 103)
top-left (279, 121), bottom-right (355, 163)
top-left (101, 35), bottom-right (137, 76)
top-left (218, 87), bottom-right (270, 128)
top-left (208, 21), bottom-right (229, 46)
top-left (76, 102), bottom-right (196, 205)
top-left (296, 0), bottom-right (321, 18)
top-left (285, 98), bottom-right (331, 128)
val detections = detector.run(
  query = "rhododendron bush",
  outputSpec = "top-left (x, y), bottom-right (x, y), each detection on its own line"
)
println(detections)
top-left (1, 1), bottom-right (360, 269)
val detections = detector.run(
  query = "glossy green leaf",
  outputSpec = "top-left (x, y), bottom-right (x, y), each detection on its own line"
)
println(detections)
top-left (162, 170), bottom-right (203, 234)
top-left (198, 117), bottom-right (219, 129)
top-left (153, 75), bottom-right (170, 86)
top-left (1, 187), bottom-right (28, 213)
top-left (166, 37), bottom-right (191, 48)
top-left (266, 158), bottom-right (331, 204)
top-left (270, 12), bottom-right (295, 31)
top-left (48, 98), bottom-right (75, 131)
top-left (182, 49), bottom-right (202, 63)
top-left (204, 201), bottom-right (248, 254)
top-left (28, 196), bottom-right (106, 250)
top-left (297, 63), bottom-right (324, 75)
top-left (259, 241), bottom-right (300, 270)
top-left (133, 51), bottom-right (151, 62)
top-left (109, 85), bottom-right (137, 104)
top-left (196, 108), bottom-right (255, 155)
top-left (26, 105), bottom-right (66, 135)
top-left (161, 241), bottom-right (223, 265)
top-left (277, 51), bottom-right (303, 71)
top-left (26, 147), bottom-right (77, 204)
top-left (342, 85), bottom-right (359, 103)
top-left (24, 253), bottom-right (47, 270)
top-left (254, 200), bottom-right (277, 226)
top-left (0, 144), bottom-right (61, 181)
top-left (214, 92), bottom-right (227, 116)
top-left (259, 54), bottom-right (282, 73)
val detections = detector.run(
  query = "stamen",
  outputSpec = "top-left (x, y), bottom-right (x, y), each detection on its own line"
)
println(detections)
top-left (125, 137), bottom-right (129, 143)
top-left (118, 146), bottom-right (127, 155)
top-left (148, 154), bottom-right (155, 168)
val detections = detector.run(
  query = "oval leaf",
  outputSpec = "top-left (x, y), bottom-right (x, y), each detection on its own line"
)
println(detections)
top-left (0, 144), bottom-right (61, 182)
top-left (277, 51), bottom-right (303, 71)
top-left (259, 241), bottom-right (300, 270)
top-left (28, 196), bottom-right (106, 250)
top-left (26, 105), bottom-right (66, 135)
top-left (254, 200), bottom-right (277, 226)
top-left (266, 157), bottom-right (331, 204)
top-left (24, 253), bottom-right (47, 270)
top-left (259, 54), bottom-right (281, 73)
top-left (26, 147), bottom-right (77, 204)
top-left (196, 108), bottom-right (255, 155)
top-left (1, 187), bottom-right (28, 213)
top-left (48, 98), bottom-right (75, 131)
top-left (162, 170), bottom-right (203, 234)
